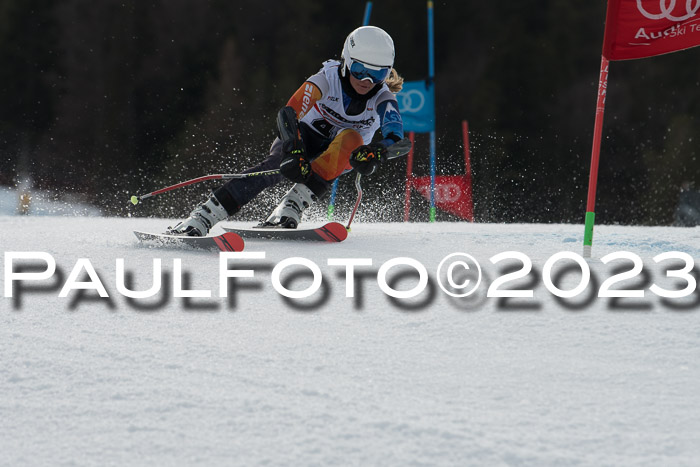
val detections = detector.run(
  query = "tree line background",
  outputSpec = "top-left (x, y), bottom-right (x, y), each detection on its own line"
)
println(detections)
top-left (1, 0), bottom-right (699, 224)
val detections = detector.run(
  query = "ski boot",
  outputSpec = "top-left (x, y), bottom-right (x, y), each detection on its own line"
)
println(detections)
top-left (259, 183), bottom-right (317, 229)
top-left (168, 194), bottom-right (229, 236)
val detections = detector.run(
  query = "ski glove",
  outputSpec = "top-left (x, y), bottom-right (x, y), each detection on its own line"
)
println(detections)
top-left (280, 139), bottom-right (312, 184)
top-left (350, 143), bottom-right (385, 176)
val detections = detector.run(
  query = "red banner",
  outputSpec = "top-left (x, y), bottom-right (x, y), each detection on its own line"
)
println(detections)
top-left (411, 175), bottom-right (473, 220)
top-left (603, 0), bottom-right (700, 60)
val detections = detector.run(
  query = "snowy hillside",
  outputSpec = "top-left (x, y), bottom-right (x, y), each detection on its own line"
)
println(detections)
top-left (0, 185), bottom-right (101, 217)
top-left (1, 216), bottom-right (699, 466)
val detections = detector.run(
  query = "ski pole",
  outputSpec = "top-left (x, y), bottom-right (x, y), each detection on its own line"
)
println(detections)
top-left (129, 169), bottom-right (280, 205)
top-left (342, 139), bottom-right (412, 230)
top-left (345, 173), bottom-right (363, 231)
top-left (331, 139), bottom-right (412, 221)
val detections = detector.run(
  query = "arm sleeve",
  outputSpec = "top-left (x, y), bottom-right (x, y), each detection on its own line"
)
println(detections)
top-left (286, 81), bottom-right (323, 121)
top-left (376, 96), bottom-right (404, 147)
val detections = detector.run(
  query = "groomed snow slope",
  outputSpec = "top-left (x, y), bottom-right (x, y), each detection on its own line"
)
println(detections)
top-left (1, 216), bottom-right (699, 466)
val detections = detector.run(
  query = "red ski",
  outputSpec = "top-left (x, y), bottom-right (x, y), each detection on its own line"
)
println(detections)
top-left (223, 222), bottom-right (348, 242)
top-left (133, 231), bottom-right (245, 252)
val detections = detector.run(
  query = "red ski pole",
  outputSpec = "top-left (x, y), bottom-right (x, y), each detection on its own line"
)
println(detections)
top-left (345, 173), bottom-right (363, 231)
top-left (129, 169), bottom-right (280, 205)
top-left (345, 138), bottom-right (411, 229)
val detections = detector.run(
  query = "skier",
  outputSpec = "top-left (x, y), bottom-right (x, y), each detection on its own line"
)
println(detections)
top-left (168, 25), bottom-right (405, 236)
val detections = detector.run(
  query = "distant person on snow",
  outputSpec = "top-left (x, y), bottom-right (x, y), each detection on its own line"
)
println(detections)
top-left (168, 26), bottom-right (405, 236)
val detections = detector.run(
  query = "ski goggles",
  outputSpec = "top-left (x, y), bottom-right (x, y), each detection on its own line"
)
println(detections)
top-left (348, 60), bottom-right (391, 84)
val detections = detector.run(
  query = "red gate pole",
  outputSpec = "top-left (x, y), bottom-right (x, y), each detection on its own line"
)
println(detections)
top-left (462, 120), bottom-right (474, 222)
top-left (403, 131), bottom-right (416, 222)
top-left (583, 55), bottom-right (609, 258)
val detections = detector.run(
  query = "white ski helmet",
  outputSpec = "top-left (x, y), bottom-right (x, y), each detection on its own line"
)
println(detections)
top-left (341, 26), bottom-right (395, 83)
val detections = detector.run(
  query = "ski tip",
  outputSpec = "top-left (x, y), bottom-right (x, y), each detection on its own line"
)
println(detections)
top-left (133, 230), bottom-right (245, 252)
top-left (214, 232), bottom-right (245, 252)
top-left (323, 222), bottom-right (349, 242)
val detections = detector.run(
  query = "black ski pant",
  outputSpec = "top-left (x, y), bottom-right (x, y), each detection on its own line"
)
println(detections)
top-left (213, 128), bottom-right (333, 216)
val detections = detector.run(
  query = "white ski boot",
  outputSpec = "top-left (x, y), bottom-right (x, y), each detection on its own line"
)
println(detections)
top-left (168, 195), bottom-right (229, 236)
top-left (262, 183), bottom-right (317, 229)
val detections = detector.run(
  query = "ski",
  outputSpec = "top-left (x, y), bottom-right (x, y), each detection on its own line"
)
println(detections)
top-left (133, 231), bottom-right (245, 252)
top-left (223, 222), bottom-right (348, 242)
